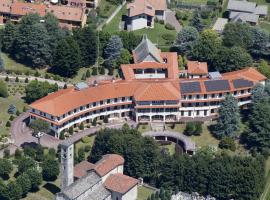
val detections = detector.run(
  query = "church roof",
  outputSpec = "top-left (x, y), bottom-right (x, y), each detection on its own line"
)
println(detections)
top-left (133, 35), bottom-right (162, 63)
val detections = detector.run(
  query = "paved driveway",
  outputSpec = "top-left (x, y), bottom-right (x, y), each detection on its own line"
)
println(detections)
top-left (165, 10), bottom-right (181, 32)
top-left (0, 113), bottom-right (136, 157)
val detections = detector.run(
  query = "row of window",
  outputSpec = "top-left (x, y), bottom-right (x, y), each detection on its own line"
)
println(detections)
top-left (182, 89), bottom-right (251, 100)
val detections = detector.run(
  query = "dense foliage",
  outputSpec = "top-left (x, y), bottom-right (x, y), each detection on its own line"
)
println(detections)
top-left (25, 80), bottom-right (58, 103)
top-left (90, 126), bottom-right (265, 200)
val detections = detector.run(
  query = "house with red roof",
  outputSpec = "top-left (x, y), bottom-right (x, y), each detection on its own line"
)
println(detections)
top-left (126, 0), bottom-right (167, 30)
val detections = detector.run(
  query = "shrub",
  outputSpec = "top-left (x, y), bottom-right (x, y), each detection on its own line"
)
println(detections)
top-left (79, 123), bottom-right (84, 130)
top-left (6, 121), bottom-right (11, 127)
top-left (23, 106), bottom-right (27, 112)
top-left (34, 71), bottom-right (40, 77)
top-left (92, 67), bottom-right (98, 75)
top-left (85, 145), bottom-right (91, 152)
top-left (159, 19), bottom-right (164, 24)
top-left (9, 115), bottom-right (14, 121)
top-left (193, 122), bottom-right (203, 136)
top-left (82, 136), bottom-right (91, 143)
top-left (15, 77), bottom-right (19, 82)
top-left (92, 118), bottom-right (97, 126)
top-left (219, 137), bottom-right (236, 151)
top-left (5, 76), bottom-right (9, 82)
top-left (100, 67), bottom-right (105, 75)
top-left (161, 33), bottom-right (175, 41)
top-left (59, 131), bottom-right (65, 140)
top-left (16, 110), bottom-right (20, 116)
top-left (184, 122), bottom-right (195, 136)
top-left (25, 78), bottom-right (29, 83)
top-left (0, 80), bottom-right (8, 97)
top-left (86, 69), bottom-right (91, 78)
top-left (68, 127), bottom-right (74, 135)
top-left (45, 74), bottom-right (50, 79)
top-left (165, 23), bottom-right (175, 30)
top-left (15, 149), bottom-right (22, 159)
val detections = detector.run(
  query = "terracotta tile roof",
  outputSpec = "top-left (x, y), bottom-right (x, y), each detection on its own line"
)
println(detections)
top-left (74, 161), bottom-right (95, 179)
top-left (127, 0), bottom-right (166, 17)
top-left (45, 5), bottom-right (85, 22)
top-left (30, 81), bottom-right (142, 116)
top-left (11, 2), bottom-right (46, 16)
top-left (127, 0), bottom-right (155, 17)
top-left (222, 67), bottom-right (266, 82)
top-left (104, 173), bottom-right (138, 194)
top-left (187, 61), bottom-right (208, 75)
top-left (0, 0), bottom-right (12, 14)
top-left (94, 154), bottom-right (124, 177)
top-left (134, 82), bottom-right (180, 101)
top-left (121, 52), bottom-right (179, 81)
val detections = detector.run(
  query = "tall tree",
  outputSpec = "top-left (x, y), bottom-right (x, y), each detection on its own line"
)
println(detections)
top-left (172, 26), bottom-right (199, 55)
top-left (1, 21), bottom-right (17, 53)
top-left (189, 10), bottom-right (205, 32)
top-left (212, 46), bottom-right (253, 72)
top-left (222, 22), bottom-right (253, 49)
top-left (7, 181), bottom-right (22, 200)
top-left (104, 35), bottom-right (123, 60)
top-left (214, 95), bottom-right (241, 138)
top-left (29, 119), bottom-right (50, 135)
top-left (0, 159), bottom-right (13, 179)
top-left (51, 37), bottom-right (81, 77)
top-left (73, 26), bottom-right (98, 67)
top-left (25, 168), bottom-right (42, 190)
top-left (250, 27), bottom-right (270, 58)
top-left (16, 173), bottom-right (31, 195)
top-left (190, 29), bottom-right (221, 64)
top-left (42, 158), bottom-right (60, 181)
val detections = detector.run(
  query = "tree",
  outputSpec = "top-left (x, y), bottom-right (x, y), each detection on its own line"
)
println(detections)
top-left (104, 35), bottom-right (123, 62)
top-left (219, 136), bottom-right (236, 151)
top-left (73, 26), bottom-right (98, 67)
top-left (51, 37), bottom-right (81, 77)
top-left (25, 80), bottom-right (58, 103)
top-left (59, 131), bottom-right (65, 140)
top-left (189, 10), bottom-right (205, 32)
top-left (190, 29), bottom-right (221, 64)
top-left (214, 95), bottom-right (241, 138)
top-left (172, 26), bottom-right (199, 55)
top-left (26, 168), bottom-right (42, 190)
top-left (14, 149), bottom-right (22, 160)
top-left (86, 69), bottom-right (91, 78)
top-left (258, 60), bottom-right (270, 78)
top-left (1, 21), bottom-right (17, 53)
top-left (0, 159), bottom-right (13, 179)
top-left (245, 97), bottom-right (270, 152)
top-left (68, 127), bottom-right (74, 135)
top-left (16, 173), bottom-right (31, 195)
top-left (250, 27), bottom-right (270, 58)
top-left (118, 49), bottom-right (132, 64)
top-left (42, 158), bottom-right (60, 181)
top-left (222, 22), bottom-right (253, 49)
top-left (0, 51), bottom-right (4, 71)
top-left (118, 31), bottom-right (141, 52)
top-left (184, 122), bottom-right (196, 136)
top-left (0, 80), bottom-right (8, 98)
top-left (212, 46), bottom-right (253, 72)
top-left (0, 179), bottom-right (9, 200)
top-left (7, 181), bottom-right (22, 200)
top-left (18, 157), bottom-right (36, 174)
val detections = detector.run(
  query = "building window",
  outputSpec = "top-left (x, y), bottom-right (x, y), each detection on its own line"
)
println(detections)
top-left (204, 110), bottom-right (207, 116)
top-left (93, 102), bottom-right (96, 107)
top-left (234, 91), bottom-right (237, 95)
top-left (122, 97), bottom-right (125, 101)
top-left (219, 93), bottom-right (222, 97)
top-left (107, 99), bottom-right (110, 104)
top-left (196, 94), bottom-right (200, 99)
top-left (188, 111), bottom-right (191, 116)
top-left (204, 94), bottom-right (207, 99)
top-left (211, 94), bottom-right (215, 98)
top-left (188, 95), bottom-right (192, 99)
top-left (100, 101), bottom-right (103, 105)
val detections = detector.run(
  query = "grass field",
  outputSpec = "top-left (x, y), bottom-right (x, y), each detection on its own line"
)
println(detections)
top-left (137, 185), bottom-right (156, 200)
top-left (98, 0), bottom-right (118, 18)
top-left (260, 21), bottom-right (270, 32)
top-left (0, 95), bottom-right (27, 136)
top-left (103, 4), bottom-right (127, 33)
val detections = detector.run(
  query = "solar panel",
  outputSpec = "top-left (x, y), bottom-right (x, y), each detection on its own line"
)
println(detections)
top-left (233, 79), bottom-right (253, 89)
top-left (180, 82), bottom-right (201, 94)
top-left (204, 80), bottom-right (230, 92)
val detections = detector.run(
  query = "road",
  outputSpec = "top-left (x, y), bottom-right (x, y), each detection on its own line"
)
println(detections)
top-left (0, 113), bottom-right (136, 157)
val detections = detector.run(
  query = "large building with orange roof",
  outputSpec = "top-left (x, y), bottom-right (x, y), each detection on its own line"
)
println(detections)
top-left (29, 36), bottom-right (266, 138)
top-left (0, 0), bottom-right (87, 29)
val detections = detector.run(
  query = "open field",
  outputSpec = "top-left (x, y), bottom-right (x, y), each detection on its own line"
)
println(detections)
top-left (137, 185), bottom-right (155, 200)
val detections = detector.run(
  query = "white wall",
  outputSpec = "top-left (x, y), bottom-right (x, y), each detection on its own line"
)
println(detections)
top-left (131, 15), bottom-right (148, 31)
top-left (111, 185), bottom-right (138, 200)
top-left (101, 165), bottom-right (124, 183)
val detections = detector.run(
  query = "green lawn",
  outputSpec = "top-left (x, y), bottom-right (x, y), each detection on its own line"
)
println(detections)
top-left (161, 143), bottom-right (176, 155)
top-left (98, 0), bottom-right (118, 18)
top-left (133, 23), bottom-right (177, 48)
top-left (137, 185), bottom-right (155, 200)
top-left (0, 94), bottom-right (27, 137)
top-left (137, 124), bottom-right (151, 133)
top-left (103, 4), bottom-right (127, 32)
top-left (260, 21), bottom-right (270, 32)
